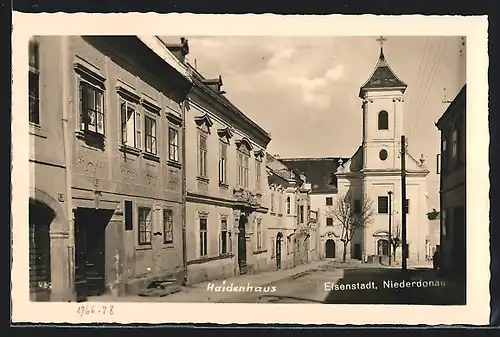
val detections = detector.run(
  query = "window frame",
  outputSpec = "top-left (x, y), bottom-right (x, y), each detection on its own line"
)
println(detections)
top-left (120, 99), bottom-right (141, 149)
top-left (138, 206), bottom-right (153, 246)
top-left (198, 132), bottom-right (208, 178)
top-left (28, 39), bottom-right (40, 126)
top-left (326, 197), bottom-right (333, 206)
top-left (163, 208), bottom-right (174, 244)
top-left (286, 196), bottom-right (291, 214)
top-left (326, 217), bottom-right (334, 227)
top-left (199, 217), bottom-right (208, 257)
top-left (79, 80), bottom-right (106, 136)
top-left (378, 110), bottom-right (389, 130)
top-left (378, 196), bottom-right (389, 214)
top-left (219, 141), bottom-right (228, 184)
top-left (220, 217), bottom-right (230, 255)
top-left (237, 150), bottom-right (250, 188)
top-left (168, 126), bottom-right (180, 162)
top-left (144, 113), bottom-right (158, 155)
top-left (255, 160), bottom-right (262, 192)
top-left (256, 221), bottom-right (262, 251)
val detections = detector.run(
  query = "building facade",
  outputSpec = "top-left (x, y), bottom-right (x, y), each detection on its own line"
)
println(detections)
top-left (28, 35), bottom-right (193, 302)
top-left (279, 157), bottom-right (349, 261)
top-left (266, 155), bottom-right (315, 270)
top-left (435, 85), bottom-right (466, 280)
top-left (183, 66), bottom-right (272, 285)
top-left (426, 209), bottom-right (441, 260)
top-left (335, 44), bottom-right (430, 264)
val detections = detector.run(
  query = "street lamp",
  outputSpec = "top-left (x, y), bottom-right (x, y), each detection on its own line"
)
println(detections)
top-left (387, 191), bottom-right (393, 266)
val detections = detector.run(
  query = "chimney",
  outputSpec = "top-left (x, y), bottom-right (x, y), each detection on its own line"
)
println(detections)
top-left (202, 75), bottom-right (225, 94)
top-left (163, 37), bottom-right (190, 63)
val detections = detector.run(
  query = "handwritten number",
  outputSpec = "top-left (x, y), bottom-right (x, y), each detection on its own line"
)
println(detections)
top-left (102, 306), bottom-right (106, 315)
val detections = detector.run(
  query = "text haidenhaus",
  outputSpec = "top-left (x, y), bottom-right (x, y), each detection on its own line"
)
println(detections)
top-left (324, 281), bottom-right (377, 291)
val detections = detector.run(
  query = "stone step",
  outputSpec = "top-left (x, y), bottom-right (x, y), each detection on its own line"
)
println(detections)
top-left (138, 280), bottom-right (182, 297)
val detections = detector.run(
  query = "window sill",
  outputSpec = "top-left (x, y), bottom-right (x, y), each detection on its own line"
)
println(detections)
top-left (219, 182), bottom-right (229, 189)
top-left (167, 160), bottom-right (182, 169)
top-left (143, 152), bottom-right (160, 162)
top-left (29, 123), bottom-right (47, 139)
top-left (253, 249), bottom-right (267, 256)
top-left (162, 243), bottom-right (174, 249)
top-left (119, 144), bottom-right (141, 156)
top-left (197, 176), bottom-right (210, 184)
top-left (187, 253), bottom-right (234, 265)
top-left (136, 244), bottom-right (153, 251)
top-left (75, 130), bottom-right (105, 149)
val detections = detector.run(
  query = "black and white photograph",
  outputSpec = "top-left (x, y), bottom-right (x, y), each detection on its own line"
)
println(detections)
top-left (11, 14), bottom-right (489, 325)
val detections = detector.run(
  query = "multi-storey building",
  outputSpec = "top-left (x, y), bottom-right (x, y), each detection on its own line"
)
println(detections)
top-left (435, 84), bottom-right (466, 280)
top-left (183, 65), bottom-right (272, 284)
top-left (28, 35), bottom-right (193, 302)
top-left (279, 157), bottom-right (349, 261)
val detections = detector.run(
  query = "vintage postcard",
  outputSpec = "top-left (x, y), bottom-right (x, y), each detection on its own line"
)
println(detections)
top-left (11, 13), bottom-right (489, 325)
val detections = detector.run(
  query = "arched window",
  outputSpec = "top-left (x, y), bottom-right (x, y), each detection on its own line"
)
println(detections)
top-left (378, 110), bottom-right (389, 130)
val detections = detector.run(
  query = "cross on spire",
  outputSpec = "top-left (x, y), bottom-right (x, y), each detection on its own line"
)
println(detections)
top-left (376, 36), bottom-right (387, 53)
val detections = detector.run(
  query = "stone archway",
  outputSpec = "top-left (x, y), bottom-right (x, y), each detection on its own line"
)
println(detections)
top-left (325, 239), bottom-right (336, 258)
top-left (29, 198), bottom-right (56, 301)
top-left (377, 239), bottom-right (389, 256)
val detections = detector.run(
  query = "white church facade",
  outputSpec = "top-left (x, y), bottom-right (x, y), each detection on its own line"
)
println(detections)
top-left (335, 41), bottom-right (430, 264)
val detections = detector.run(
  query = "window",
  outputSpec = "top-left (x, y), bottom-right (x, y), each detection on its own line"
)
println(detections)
top-left (441, 137), bottom-right (448, 171)
top-left (219, 142), bottom-right (227, 184)
top-left (270, 193), bottom-right (275, 212)
top-left (220, 218), bottom-right (229, 254)
top-left (326, 217), bottom-right (333, 227)
top-left (169, 127), bottom-right (179, 161)
top-left (278, 195), bottom-right (282, 214)
top-left (200, 218), bottom-right (208, 257)
top-left (255, 161), bottom-right (261, 191)
top-left (379, 149), bottom-right (388, 161)
top-left (326, 197), bottom-right (333, 206)
top-left (28, 39), bottom-right (40, 125)
top-left (256, 222), bottom-right (262, 250)
top-left (378, 110), bottom-right (389, 130)
top-left (124, 200), bottom-right (133, 231)
top-left (120, 100), bottom-right (141, 149)
top-left (144, 115), bottom-right (157, 155)
top-left (354, 199), bottom-right (361, 214)
top-left (163, 208), bottom-right (173, 244)
top-left (79, 81), bottom-right (105, 135)
top-left (404, 199), bottom-right (410, 214)
top-left (198, 134), bottom-right (208, 177)
top-left (299, 205), bottom-right (304, 223)
top-left (451, 128), bottom-right (458, 158)
top-left (286, 196), bottom-right (291, 214)
top-left (237, 152), bottom-right (249, 187)
top-left (271, 240), bottom-right (275, 258)
top-left (138, 207), bottom-right (152, 245)
top-left (442, 209), bottom-right (447, 236)
top-left (378, 196), bottom-right (389, 214)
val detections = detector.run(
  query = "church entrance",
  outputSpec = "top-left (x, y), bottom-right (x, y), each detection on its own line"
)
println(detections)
top-left (325, 239), bottom-right (336, 258)
top-left (377, 239), bottom-right (389, 256)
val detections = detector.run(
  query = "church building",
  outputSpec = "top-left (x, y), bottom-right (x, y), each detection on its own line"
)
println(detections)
top-left (335, 39), bottom-right (430, 263)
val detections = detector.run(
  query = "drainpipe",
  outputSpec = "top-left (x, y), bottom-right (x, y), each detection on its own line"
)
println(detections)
top-left (181, 88), bottom-right (193, 286)
top-left (61, 36), bottom-right (75, 301)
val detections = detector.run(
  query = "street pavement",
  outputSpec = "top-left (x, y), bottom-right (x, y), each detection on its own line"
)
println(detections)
top-left (90, 260), bottom-right (465, 305)
top-left (220, 264), bottom-right (466, 305)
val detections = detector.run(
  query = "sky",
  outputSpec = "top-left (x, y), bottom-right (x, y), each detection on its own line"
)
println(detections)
top-left (172, 36), bottom-right (466, 210)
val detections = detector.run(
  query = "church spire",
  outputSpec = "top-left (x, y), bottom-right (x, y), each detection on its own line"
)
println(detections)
top-left (359, 36), bottom-right (407, 98)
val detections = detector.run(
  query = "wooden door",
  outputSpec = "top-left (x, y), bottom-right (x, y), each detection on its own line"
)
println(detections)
top-left (238, 215), bottom-right (247, 274)
top-left (85, 212), bottom-right (106, 296)
top-left (325, 239), bottom-right (336, 258)
top-left (74, 209), bottom-right (88, 302)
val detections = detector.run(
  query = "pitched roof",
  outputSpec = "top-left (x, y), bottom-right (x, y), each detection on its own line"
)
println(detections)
top-left (359, 49), bottom-right (407, 98)
top-left (278, 157), bottom-right (350, 193)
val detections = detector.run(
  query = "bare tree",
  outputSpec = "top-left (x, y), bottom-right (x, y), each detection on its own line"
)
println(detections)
top-left (390, 222), bottom-right (401, 262)
top-left (328, 193), bottom-right (375, 262)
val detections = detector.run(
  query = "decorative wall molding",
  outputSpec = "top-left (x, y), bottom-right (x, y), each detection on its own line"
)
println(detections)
top-left (194, 113), bottom-right (214, 132)
top-left (116, 85), bottom-right (141, 102)
top-left (217, 126), bottom-right (234, 142)
top-left (198, 210), bottom-right (210, 218)
top-left (235, 137), bottom-right (253, 152)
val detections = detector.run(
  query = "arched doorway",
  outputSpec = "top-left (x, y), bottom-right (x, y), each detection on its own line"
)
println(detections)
top-left (276, 232), bottom-right (283, 269)
top-left (377, 239), bottom-right (389, 256)
top-left (325, 239), bottom-right (336, 258)
top-left (29, 199), bottom-right (55, 302)
top-left (238, 214), bottom-right (248, 274)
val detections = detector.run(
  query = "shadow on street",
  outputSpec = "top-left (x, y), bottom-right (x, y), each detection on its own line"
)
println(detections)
top-left (322, 267), bottom-right (466, 305)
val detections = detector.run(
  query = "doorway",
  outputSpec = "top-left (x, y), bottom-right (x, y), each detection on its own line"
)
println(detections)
top-left (29, 200), bottom-right (54, 302)
top-left (377, 239), bottom-right (389, 256)
top-left (237, 214), bottom-right (248, 274)
top-left (354, 244), bottom-right (362, 260)
top-left (276, 232), bottom-right (283, 269)
top-left (325, 239), bottom-right (336, 258)
top-left (74, 208), bottom-right (112, 302)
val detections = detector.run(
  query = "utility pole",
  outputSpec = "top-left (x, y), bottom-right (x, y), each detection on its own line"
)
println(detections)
top-left (388, 191), bottom-right (393, 266)
top-left (400, 135), bottom-right (408, 271)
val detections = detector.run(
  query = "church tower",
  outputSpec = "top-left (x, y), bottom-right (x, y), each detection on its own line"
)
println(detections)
top-left (359, 36), bottom-right (407, 171)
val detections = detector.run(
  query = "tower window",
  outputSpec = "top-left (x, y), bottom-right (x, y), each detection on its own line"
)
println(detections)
top-left (379, 149), bottom-right (388, 161)
top-left (378, 110), bottom-right (389, 130)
